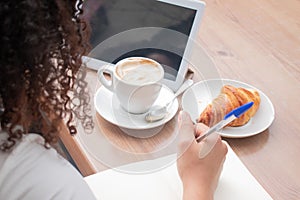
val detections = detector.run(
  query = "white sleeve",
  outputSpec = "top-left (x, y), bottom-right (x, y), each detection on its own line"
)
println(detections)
top-left (0, 134), bottom-right (97, 200)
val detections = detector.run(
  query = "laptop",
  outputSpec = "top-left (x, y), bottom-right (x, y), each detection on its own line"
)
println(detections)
top-left (82, 0), bottom-right (205, 91)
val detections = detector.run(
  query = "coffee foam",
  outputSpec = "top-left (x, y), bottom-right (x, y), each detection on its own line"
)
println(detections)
top-left (116, 59), bottom-right (162, 85)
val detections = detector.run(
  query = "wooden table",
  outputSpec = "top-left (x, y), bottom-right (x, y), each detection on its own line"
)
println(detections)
top-left (59, 0), bottom-right (300, 199)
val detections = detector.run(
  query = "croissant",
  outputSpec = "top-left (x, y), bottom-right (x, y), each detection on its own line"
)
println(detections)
top-left (197, 85), bottom-right (261, 127)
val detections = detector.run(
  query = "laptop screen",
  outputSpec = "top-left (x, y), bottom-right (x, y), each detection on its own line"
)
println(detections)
top-left (83, 0), bottom-right (196, 80)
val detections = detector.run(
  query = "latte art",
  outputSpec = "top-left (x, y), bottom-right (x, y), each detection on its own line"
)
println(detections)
top-left (116, 59), bottom-right (163, 85)
top-left (98, 57), bottom-right (164, 114)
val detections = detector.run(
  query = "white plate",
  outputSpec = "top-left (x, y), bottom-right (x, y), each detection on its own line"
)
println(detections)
top-left (94, 85), bottom-right (178, 130)
top-left (181, 79), bottom-right (275, 138)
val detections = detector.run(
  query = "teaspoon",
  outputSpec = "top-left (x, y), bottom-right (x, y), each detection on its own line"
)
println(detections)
top-left (145, 79), bottom-right (193, 122)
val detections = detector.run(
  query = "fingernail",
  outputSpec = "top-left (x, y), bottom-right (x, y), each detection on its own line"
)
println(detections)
top-left (198, 133), bottom-right (219, 159)
top-left (198, 142), bottom-right (209, 159)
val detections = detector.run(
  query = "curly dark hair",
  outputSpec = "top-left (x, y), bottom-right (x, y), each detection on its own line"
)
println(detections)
top-left (0, 0), bottom-right (93, 151)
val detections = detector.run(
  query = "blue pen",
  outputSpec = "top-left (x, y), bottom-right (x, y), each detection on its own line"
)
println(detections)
top-left (196, 102), bottom-right (254, 143)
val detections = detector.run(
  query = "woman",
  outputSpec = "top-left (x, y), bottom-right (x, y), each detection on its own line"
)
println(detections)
top-left (0, 0), bottom-right (227, 199)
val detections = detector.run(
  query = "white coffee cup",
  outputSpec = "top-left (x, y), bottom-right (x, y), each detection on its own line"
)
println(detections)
top-left (97, 57), bottom-right (164, 114)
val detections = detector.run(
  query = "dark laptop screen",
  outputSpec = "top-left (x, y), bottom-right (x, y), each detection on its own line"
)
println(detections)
top-left (83, 0), bottom-right (196, 79)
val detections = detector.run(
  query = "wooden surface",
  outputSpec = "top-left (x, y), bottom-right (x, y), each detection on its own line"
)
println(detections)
top-left (198, 1), bottom-right (300, 199)
top-left (59, 0), bottom-right (300, 199)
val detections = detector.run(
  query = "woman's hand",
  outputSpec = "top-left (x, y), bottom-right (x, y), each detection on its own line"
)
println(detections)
top-left (177, 111), bottom-right (228, 200)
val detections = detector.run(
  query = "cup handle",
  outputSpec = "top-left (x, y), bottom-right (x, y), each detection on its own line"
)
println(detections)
top-left (97, 65), bottom-right (115, 92)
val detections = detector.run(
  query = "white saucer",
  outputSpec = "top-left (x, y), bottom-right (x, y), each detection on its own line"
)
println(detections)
top-left (94, 85), bottom-right (179, 130)
top-left (182, 79), bottom-right (275, 138)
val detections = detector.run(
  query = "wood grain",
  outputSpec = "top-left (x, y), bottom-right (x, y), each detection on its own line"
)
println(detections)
top-left (198, 0), bottom-right (300, 199)
top-left (59, 0), bottom-right (300, 199)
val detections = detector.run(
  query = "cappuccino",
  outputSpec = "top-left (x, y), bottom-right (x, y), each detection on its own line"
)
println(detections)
top-left (116, 58), bottom-right (163, 85)
top-left (98, 57), bottom-right (164, 113)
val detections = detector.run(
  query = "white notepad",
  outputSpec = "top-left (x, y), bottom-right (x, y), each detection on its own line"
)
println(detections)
top-left (85, 146), bottom-right (273, 200)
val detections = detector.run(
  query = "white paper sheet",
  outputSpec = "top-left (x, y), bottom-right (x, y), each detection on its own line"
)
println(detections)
top-left (85, 146), bottom-right (273, 200)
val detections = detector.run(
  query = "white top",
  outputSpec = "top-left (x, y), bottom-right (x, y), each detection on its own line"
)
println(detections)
top-left (0, 132), bottom-right (97, 200)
